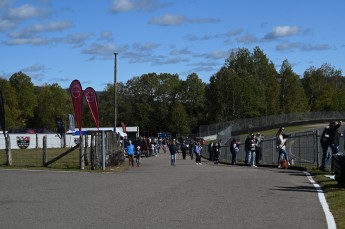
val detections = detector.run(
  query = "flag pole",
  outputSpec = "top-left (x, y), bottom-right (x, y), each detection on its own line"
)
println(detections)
top-left (114, 53), bottom-right (118, 133)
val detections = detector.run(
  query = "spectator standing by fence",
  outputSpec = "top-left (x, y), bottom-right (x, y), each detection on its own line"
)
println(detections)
top-left (320, 121), bottom-right (342, 171)
top-left (276, 127), bottom-right (289, 168)
top-left (255, 133), bottom-right (263, 165)
top-left (208, 141), bottom-right (214, 161)
top-left (230, 138), bottom-right (240, 165)
top-left (195, 141), bottom-right (202, 165)
top-left (250, 134), bottom-right (257, 167)
top-left (213, 142), bottom-right (220, 164)
top-left (244, 134), bottom-right (251, 165)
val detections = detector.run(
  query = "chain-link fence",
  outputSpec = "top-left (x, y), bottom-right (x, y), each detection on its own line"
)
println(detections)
top-left (0, 131), bottom-right (124, 170)
top-left (201, 130), bottom-right (339, 168)
top-left (89, 131), bottom-right (124, 170)
top-left (199, 111), bottom-right (345, 145)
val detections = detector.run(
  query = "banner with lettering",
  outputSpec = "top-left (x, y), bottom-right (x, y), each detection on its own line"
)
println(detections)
top-left (84, 87), bottom-right (99, 129)
top-left (69, 80), bottom-right (83, 133)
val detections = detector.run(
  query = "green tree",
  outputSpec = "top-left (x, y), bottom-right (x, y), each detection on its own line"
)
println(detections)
top-left (279, 60), bottom-right (309, 113)
top-left (252, 47), bottom-right (280, 115)
top-left (0, 78), bottom-right (21, 128)
top-left (169, 102), bottom-right (189, 134)
top-left (180, 73), bottom-right (206, 132)
top-left (303, 64), bottom-right (344, 111)
top-left (9, 72), bottom-right (37, 127)
top-left (34, 83), bottom-right (72, 130)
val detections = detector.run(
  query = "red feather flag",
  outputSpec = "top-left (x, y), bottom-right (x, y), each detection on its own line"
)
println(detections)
top-left (84, 87), bottom-right (99, 129)
top-left (69, 80), bottom-right (83, 133)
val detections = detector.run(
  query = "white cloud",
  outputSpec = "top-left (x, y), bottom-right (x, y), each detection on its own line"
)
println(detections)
top-left (170, 48), bottom-right (191, 55)
top-left (275, 42), bottom-right (301, 51)
top-left (189, 17), bottom-right (221, 24)
top-left (82, 43), bottom-right (129, 59)
top-left (9, 20), bottom-right (72, 38)
top-left (0, 19), bottom-right (16, 31)
top-left (112, 0), bottom-right (134, 12)
top-left (132, 42), bottom-right (160, 51)
top-left (20, 64), bottom-right (46, 72)
top-left (111, 0), bottom-right (167, 13)
top-left (264, 26), bottom-right (299, 40)
top-left (301, 44), bottom-right (330, 51)
top-left (4, 37), bottom-right (49, 45)
top-left (184, 34), bottom-right (213, 41)
top-left (148, 14), bottom-right (187, 26)
top-left (236, 34), bottom-right (258, 44)
top-left (194, 51), bottom-right (228, 60)
top-left (7, 3), bottom-right (44, 20)
top-left (99, 31), bottom-right (114, 41)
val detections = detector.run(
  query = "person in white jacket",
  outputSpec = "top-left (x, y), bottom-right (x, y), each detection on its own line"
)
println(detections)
top-left (276, 127), bottom-right (289, 168)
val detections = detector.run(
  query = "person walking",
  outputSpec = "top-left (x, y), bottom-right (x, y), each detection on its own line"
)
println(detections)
top-left (189, 139), bottom-right (194, 160)
top-left (169, 139), bottom-right (178, 166)
top-left (127, 140), bottom-right (135, 167)
top-left (135, 146), bottom-right (141, 167)
top-left (181, 140), bottom-right (188, 160)
top-left (194, 141), bottom-right (202, 165)
top-left (276, 127), bottom-right (289, 168)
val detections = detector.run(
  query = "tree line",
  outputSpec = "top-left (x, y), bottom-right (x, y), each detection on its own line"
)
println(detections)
top-left (0, 47), bottom-right (344, 136)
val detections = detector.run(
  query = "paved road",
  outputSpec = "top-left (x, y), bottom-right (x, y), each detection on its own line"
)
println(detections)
top-left (0, 152), bottom-right (328, 229)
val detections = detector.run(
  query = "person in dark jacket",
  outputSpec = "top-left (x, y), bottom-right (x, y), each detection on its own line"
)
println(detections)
top-left (320, 121), bottom-right (342, 171)
top-left (213, 142), bottom-right (220, 164)
top-left (244, 134), bottom-right (251, 165)
top-left (181, 140), bottom-right (187, 160)
top-left (208, 141), bottom-right (214, 161)
top-left (169, 139), bottom-right (178, 166)
top-left (230, 138), bottom-right (240, 165)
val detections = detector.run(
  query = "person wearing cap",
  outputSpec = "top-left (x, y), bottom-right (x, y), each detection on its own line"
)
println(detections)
top-left (276, 127), bottom-right (289, 168)
top-left (169, 139), bottom-right (178, 166)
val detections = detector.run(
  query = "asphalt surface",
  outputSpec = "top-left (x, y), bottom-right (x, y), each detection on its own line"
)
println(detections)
top-left (0, 152), bottom-right (329, 229)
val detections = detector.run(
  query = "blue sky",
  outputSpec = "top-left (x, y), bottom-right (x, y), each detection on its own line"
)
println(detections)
top-left (1, 0), bottom-right (344, 91)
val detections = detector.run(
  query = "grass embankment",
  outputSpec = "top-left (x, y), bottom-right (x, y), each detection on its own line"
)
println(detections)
top-left (309, 167), bottom-right (345, 229)
top-left (0, 148), bottom-right (127, 172)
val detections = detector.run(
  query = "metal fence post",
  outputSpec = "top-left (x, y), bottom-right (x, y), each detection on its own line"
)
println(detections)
top-left (43, 135), bottom-right (47, 166)
top-left (5, 134), bottom-right (12, 166)
top-left (271, 140), bottom-right (275, 164)
top-left (316, 130), bottom-right (319, 168)
top-left (102, 131), bottom-right (106, 171)
top-left (80, 135), bottom-right (85, 170)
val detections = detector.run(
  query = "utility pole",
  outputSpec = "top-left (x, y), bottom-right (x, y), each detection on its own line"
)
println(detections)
top-left (114, 53), bottom-right (118, 133)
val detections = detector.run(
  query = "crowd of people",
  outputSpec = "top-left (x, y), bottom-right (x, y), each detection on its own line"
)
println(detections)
top-left (125, 123), bottom-right (343, 170)
top-left (125, 136), bottom-right (205, 167)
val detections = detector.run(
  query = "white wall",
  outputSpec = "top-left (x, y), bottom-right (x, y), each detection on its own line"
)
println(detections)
top-left (0, 134), bottom-right (78, 149)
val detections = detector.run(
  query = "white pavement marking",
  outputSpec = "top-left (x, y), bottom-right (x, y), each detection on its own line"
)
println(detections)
top-left (304, 171), bottom-right (337, 229)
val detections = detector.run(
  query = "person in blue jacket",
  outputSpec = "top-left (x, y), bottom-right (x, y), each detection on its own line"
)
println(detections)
top-left (127, 140), bottom-right (135, 167)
